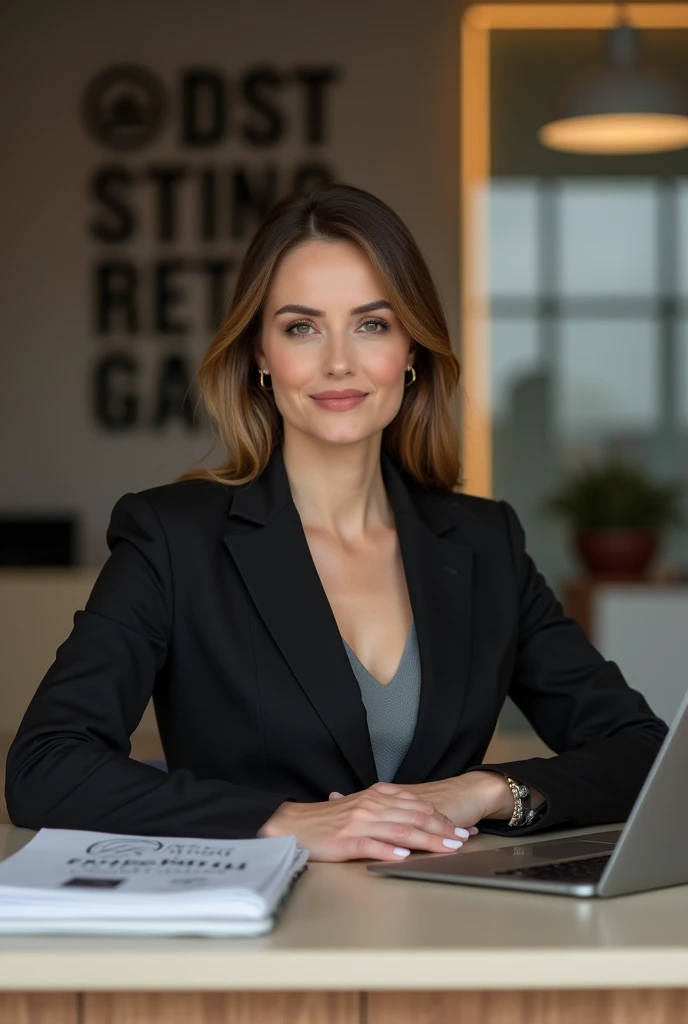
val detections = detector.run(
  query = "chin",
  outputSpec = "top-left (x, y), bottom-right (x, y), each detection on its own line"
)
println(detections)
top-left (304, 421), bottom-right (384, 447)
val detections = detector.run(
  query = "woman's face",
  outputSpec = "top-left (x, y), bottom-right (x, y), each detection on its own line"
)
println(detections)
top-left (257, 239), bottom-right (415, 448)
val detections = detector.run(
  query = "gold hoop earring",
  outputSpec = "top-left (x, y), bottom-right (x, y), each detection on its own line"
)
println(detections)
top-left (404, 365), bottom-right (416, 388)
top-left (258, 368), bottom-right (273, 391)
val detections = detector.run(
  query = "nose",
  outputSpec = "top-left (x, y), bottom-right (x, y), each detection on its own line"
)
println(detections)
top-left (320, 328), bottom-right (357, 377)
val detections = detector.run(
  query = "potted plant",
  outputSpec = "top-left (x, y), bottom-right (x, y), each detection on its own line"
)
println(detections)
top-left (543, 458), bottom-right (685, 577)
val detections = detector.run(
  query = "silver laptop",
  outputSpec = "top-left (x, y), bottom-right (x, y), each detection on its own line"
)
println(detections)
top-left (367, 685), bottom-right (688, 898)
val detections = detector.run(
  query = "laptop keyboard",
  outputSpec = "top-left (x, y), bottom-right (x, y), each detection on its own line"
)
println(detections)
top-left (495, 853), bottom-right (612, 883)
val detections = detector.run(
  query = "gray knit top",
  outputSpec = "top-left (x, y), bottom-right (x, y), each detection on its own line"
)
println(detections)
top-left (341, 620), bottom-right (421, 782)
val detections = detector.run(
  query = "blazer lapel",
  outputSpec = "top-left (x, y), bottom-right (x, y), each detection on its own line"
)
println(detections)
top-left (381, 460), bottom-right (474, 784)
top-left (223, 444), bottom-right (379, 789)
top-left (223, 440), bottom-right (473, 790)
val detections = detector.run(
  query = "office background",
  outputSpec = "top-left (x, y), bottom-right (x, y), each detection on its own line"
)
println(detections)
top-left (2, 1), bottom-right (688, 787)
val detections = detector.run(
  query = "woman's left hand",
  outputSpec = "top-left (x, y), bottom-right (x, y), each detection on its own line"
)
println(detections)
top-left (328, 771), bottom-right (516, 830)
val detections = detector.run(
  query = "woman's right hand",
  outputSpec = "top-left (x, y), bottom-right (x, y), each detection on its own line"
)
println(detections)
top-left (256, 786), bottom-right (473, 861)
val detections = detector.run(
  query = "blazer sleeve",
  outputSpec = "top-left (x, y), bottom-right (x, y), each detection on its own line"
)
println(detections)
top-left (4, 492), bottom-right (296, 839)
top-left (465, 499), bottom-right (669, 837)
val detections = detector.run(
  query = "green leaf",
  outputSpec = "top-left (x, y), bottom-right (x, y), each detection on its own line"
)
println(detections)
top-left (541, 457), bottom-right (686, 531)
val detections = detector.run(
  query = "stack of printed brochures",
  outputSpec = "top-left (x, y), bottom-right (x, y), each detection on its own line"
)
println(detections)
top-left (0, 828), bottom-right (310, 937)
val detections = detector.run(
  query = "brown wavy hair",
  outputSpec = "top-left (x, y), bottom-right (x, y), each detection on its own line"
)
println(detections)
top-left (178, 180), bottom-right (463, 491)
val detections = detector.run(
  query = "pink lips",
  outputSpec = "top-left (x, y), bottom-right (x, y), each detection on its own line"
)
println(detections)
top-left (311, 389), bottom-right (368, 412)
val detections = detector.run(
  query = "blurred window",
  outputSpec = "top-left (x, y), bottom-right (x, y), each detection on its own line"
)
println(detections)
top-left (558, 180), bottom-right (659, 298)
top-left (557, 319), bottom-right (659, 435)
top-left (679, 319), bottom-right (688, 430)
top-left (488, 181), bottom-right (540, 298)
top-left (489, 318), bottom-right (541, 421)
top-left (677, 182), bottom-right (688, 297)
top-left (485, 176), bottom-right (688, 587)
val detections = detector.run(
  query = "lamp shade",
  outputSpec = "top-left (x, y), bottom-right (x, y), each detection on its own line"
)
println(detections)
top-left (538, 24), bottom-right (688, 154)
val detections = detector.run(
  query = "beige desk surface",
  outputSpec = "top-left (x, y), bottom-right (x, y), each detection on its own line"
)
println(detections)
top-left (0, 823), bottom-right (687, 993)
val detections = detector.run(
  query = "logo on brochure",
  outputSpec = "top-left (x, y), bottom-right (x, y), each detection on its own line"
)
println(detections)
top-left (86, 838), bottom-right (165, 856)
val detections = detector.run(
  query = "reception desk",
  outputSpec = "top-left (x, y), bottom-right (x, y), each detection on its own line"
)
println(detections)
top-left (1, 823), bottom-right (687, 1024)
top-left (2, 571), bottom-right (687, 1022)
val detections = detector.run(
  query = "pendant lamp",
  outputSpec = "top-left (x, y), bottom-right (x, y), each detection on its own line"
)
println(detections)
top-left (538, 3), bottom-right (688, 154)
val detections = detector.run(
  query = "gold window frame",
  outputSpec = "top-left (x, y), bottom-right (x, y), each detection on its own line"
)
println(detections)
top-left (459, 3), bottom-right (688, 497)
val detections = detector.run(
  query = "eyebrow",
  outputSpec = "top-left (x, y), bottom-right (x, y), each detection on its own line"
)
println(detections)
top-left (273, 300), bottom-right (393, 317)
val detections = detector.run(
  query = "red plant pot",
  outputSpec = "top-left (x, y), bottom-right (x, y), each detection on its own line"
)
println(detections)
top-left (574, 528), bottom-right (659, 578)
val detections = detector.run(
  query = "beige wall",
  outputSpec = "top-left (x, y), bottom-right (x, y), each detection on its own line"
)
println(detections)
top-left (0, 0), bottom-right (476, 736)
top-left (1, 0), bottom-right (467, 566)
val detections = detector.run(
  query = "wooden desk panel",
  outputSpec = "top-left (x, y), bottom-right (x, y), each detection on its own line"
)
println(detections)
top-left (83, 992), bottom-right (360, 1024)
top-left (0, 994), bottom-right (77, 1024)
top-left (3, 990), bottom-right (682, 1024)
top-left (368, 990), bottom-right (688, 1024)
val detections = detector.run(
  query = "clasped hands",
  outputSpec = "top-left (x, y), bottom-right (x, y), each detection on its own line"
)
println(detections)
top-left (258, 770), bottom-right (516, 862)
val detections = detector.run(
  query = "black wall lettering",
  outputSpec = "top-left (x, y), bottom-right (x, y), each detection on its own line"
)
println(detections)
top-left (200, 258), bottom-right (236, 329)
top-left (90, 166), bottom-right (136, 243)
top-left (93, 353), bottom-right (138, 429)
top-left (200, 167), bottom-right (217, 240)
top-left (182, 70), bottom-right (225, 146)
top-left (148, 165), bottom-right (186, 241)
top-left (155, 260), bottom-right (189, 334)
top-left (231, 165), bottom-right (278, 240)
top-left (242, 68), bottom-right (284, 146)
top-left (153, 355), bottom-right (196, 427)
top-left (85, 62), bottom-right (341, 434)
top-left (294, 67), bottom-right (340, 144)
top-left (96, 261), bottom-right (138, 334)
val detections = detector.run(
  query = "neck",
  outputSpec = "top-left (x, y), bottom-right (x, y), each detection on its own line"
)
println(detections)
top-left (280, 427), bottom-right (393, 541)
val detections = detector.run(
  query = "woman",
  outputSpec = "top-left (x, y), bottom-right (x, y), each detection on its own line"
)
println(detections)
top-left (6, 182), bottom-right (667, 863)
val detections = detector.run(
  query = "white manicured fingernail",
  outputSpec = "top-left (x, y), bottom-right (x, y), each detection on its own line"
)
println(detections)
top-left (454, 827), bottom-right (470, 838)
top-left (443, 838), bottom-right (463, 849)
top-left (393, 847), bottom-right (411, 857)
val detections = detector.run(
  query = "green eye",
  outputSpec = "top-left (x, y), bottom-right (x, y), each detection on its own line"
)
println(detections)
top-left (284, 320), bottom-right (314, 336)
top-left (362, 318), bottom-right (390, 333)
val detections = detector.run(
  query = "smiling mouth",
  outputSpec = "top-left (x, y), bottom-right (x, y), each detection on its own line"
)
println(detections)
top-left (311, 390), bottom-right (368, 399)
top-left (310, 393), bottom-right (369, 411)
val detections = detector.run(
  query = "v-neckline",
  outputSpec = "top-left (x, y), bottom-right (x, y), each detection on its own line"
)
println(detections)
top-left (341, 619), bottom-right (415, 688)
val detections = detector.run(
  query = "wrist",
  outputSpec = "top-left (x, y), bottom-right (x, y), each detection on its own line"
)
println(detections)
top-left (473, 771), bottom-right (546, 823)
top-left (256, 799), bottom-right (300, 838)
top-left (470, 770), bottom-right (515, 819)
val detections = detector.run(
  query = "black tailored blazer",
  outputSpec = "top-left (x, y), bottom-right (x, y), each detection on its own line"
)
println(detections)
top-left (5, 440), bottom-right (668, 840)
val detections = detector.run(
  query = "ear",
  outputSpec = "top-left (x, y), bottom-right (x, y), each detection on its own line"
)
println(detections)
top-left (254, 342), bottom-right (265, 363)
